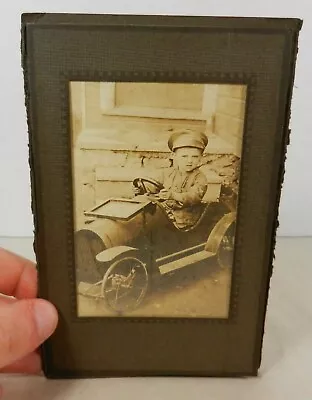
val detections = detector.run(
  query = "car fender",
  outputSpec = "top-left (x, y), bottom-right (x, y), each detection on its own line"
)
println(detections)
top-left (96, 246), bottom-right (140, 264)
top-left (205, 212), bottom-right (236, 254)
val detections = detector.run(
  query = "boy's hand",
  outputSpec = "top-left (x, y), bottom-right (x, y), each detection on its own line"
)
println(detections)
top-left (158, 189), bottom-right (171, 200)
top-left (132, 185), bottom-right (142, 196)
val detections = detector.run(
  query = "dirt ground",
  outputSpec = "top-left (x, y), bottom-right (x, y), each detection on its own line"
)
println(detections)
top-left (77, 259), bottom-right (232, 318)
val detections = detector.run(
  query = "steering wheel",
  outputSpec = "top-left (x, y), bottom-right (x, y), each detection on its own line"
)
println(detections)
top-left (133, 177), bottom-right (164, 194)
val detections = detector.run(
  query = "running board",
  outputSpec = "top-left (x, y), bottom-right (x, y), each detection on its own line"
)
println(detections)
top-left (158, 250), bottom-right (214, 275)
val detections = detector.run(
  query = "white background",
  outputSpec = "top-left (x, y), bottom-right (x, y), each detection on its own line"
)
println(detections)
top-left (0, 1), bottom-right (311, 237)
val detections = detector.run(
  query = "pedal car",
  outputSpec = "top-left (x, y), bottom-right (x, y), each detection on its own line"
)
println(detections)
top-left (75, 176), bottom-right (236, 314)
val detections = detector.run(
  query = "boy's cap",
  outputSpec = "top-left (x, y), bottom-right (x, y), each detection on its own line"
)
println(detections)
top-left (168, 129), bottom-right (208, 152)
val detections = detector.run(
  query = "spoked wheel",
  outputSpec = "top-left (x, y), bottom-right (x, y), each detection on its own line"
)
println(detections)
top-left (217, 222), bottom-right (236, 269)
top-left (101, 257), bottom-right (149, 314)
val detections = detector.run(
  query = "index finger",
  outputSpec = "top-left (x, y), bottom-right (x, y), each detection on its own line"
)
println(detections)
top-left (0, 248), bottom-right (37, 299)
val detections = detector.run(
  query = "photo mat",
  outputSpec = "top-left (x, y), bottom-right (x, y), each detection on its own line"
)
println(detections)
top-left (21, 13), bottom-right (302, 377)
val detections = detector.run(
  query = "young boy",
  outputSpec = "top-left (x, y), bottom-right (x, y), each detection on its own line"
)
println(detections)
top-left (135, 129), bottom-right (208, 229)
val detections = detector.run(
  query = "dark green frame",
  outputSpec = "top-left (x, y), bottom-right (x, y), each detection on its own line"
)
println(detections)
top-left (21, 13), bottom-right (302, 378)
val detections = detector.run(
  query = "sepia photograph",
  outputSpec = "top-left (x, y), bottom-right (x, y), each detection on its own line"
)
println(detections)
top-left (70, 81), bottom-right (247, 318)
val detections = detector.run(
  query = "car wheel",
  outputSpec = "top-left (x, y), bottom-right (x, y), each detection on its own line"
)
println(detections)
top-left (217, 222), bottom-right (236, 269)
top-left (101, 256), bottom-right (149, 314)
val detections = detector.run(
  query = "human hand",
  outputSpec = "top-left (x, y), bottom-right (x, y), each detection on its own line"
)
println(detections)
top-left (158, 189), bottom-right (171, 200)
top-left (132, 185), bottom-right (142, 196)
top-left (0, 248), bottom-right (58, 379)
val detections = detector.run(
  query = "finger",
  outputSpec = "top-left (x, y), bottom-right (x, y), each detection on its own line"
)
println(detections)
top-left (0, 298), bottom-right (58, 369)
top-left (0, 351), bottom-right (41, 374)
top-left (0, 248), bottom-right (37, 299)
top-left (0, 294), bottom-right (17, 305)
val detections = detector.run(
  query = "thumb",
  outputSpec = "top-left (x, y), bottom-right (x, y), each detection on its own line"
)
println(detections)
top-left (0, 299), bottom-right (58, 369)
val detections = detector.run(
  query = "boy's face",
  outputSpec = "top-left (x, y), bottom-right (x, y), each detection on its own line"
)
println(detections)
top-left (173, 147), bottom-right (203, 173)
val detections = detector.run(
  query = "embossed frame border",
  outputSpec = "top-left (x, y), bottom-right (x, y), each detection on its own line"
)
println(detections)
top-left (21, 14), bottom-right (302, 378)
top-left (62, 70), bottom-right (253, 326)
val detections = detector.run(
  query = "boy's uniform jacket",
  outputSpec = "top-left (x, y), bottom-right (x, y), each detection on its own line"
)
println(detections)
top-left (157, 166), bottom-right (208, 229)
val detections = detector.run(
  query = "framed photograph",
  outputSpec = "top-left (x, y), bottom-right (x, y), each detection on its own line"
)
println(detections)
top-left (21, 13), bottom-right (302, 377)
